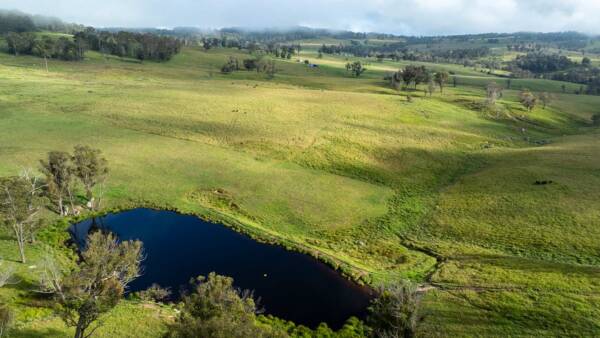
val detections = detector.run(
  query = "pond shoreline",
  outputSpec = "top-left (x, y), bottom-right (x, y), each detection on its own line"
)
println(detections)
top-left (68, 207), bottom-right (375, 329)
top-left (66, 201), bottom-right (378, 288)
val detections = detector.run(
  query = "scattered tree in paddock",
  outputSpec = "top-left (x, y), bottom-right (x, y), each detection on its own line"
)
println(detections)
top-left (368, 281), bottom-right (420, 338)
top-left (346, 61), bottom-right (366, 77)
top-left (486, 82), bottom-right (503, 106)
top-left (40, 151), bottom-right (74, 216)
top-left (520, 90), bottom-right (538, 111)
top-left (538, 92), bottom-right (553, 109)
top-left (71, 145), bottom-right (108, 210)
top-left (582, 57), bottom-right (592, 67)
top-left (165, 272), bottom-right (265, 338)
top-left (427, 80), bottom-right (435, 97)
top-left (52, 232), bottom-right (143, 338)
top-left (434, 71), bottom-right (449, 93)
top-left (0, 176), bottom-right (43, 263)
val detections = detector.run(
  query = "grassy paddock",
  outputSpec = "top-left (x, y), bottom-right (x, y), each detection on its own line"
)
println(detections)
top-left (1, 45), bottom-right (600, 336)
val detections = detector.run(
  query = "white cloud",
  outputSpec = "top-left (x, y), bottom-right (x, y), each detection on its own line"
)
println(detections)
top-left (2, 0), bottom-right (600, 35)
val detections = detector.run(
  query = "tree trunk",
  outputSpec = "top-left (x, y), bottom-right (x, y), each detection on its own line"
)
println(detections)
top-left (86, 187), bottom-right (93, 203)
top-left (67, 188), bottom-right (76, 215)
top-left (18, 239), bottom-right (26, 264)
top-left (13, 225), bottom-right (26, 263)
top-left (58, 197), bottom-right (64, 216)
top-left (74, 324), bottom-right (84, 338)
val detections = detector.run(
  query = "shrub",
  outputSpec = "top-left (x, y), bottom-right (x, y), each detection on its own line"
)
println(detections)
top-left (243, 59), bottom-right (257, 71)
top-left (367, 281), bottom-right (420, 338)
top-left (165, 273), bottom-right (266, 338)
top-left (592, 113), bottom-right (600, 126)
top-left (135, 284), bottom-right (172, 302)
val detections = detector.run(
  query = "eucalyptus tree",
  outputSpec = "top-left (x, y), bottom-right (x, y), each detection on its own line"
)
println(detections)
top-left (520, 90), bottom-right (538, 112)
top-left (71, 145), bottom-right (108, 210)
top-left (53, 232), bottom-right (143, 338)
top-left (486, 82), bottom-right (503, 106)
top-left (538, 92), bottom-right (553, 109)
top-left (434, 71), bottom-right (449, 93)
top-left (0, 176), bottom-right (43, 263)
top-left (346, 61), bottom-right (366, 77)
top-left (33, 36), bottom-right (54, 72)
top-left (40, 151), bottom-right (74, 216)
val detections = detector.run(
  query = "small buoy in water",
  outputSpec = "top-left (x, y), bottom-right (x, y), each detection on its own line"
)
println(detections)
top-left (263, 273), bottom-right (267, 277)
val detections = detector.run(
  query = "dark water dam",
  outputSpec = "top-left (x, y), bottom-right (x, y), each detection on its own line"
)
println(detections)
top-left (70, 208), bottom-right (373, 329)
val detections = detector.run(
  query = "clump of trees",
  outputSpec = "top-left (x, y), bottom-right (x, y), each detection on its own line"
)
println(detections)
top-left (41, 145), bottom-right (109, 215)
top-left (221, 56), bottom-right (277, 79)
top-left (400, 65), bottom-right (429, 89)
top-left (264, 43), bottom-right (298, 59)
top-left (5, 33), bottom-right (83, 61)
top-left (165, 272), bottom-right (266, 338)
top-left (519, 90), bottom-right (538, 111)
top-left (367, 281), bottom-right (420, 338)
top-left (221, 56), bottom-right (240, 74)
top-left (514, 52), bottom-right (574, 73)
top-left (389, 65), bottom-right (439, 91)
top-left (0, 146), bottom-right (108, 263)
top-left (346, 61), bottom-right (366, 77)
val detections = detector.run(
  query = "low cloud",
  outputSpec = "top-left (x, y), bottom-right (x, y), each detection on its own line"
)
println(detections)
top-left (3, 0), bottom-right (600, 35)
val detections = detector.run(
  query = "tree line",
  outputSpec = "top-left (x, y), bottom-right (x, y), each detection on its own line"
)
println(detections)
top-left (2, 27), bottom-right (182, 63)
top-left (319, 43), bottom-right (490, 65)
top-left (74, 28), bottom-right (183, 61)
top-left (5, 32), bottom-right (84, 63)
top-left (509, 52), bottom-right (600, 95)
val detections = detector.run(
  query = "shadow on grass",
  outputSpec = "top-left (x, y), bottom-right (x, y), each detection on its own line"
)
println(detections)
top-left (11, 328), bottom-right (67, 338)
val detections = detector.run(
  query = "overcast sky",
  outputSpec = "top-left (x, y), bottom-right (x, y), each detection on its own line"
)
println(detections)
top-left (3, 0), bottom-right (600, 36)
